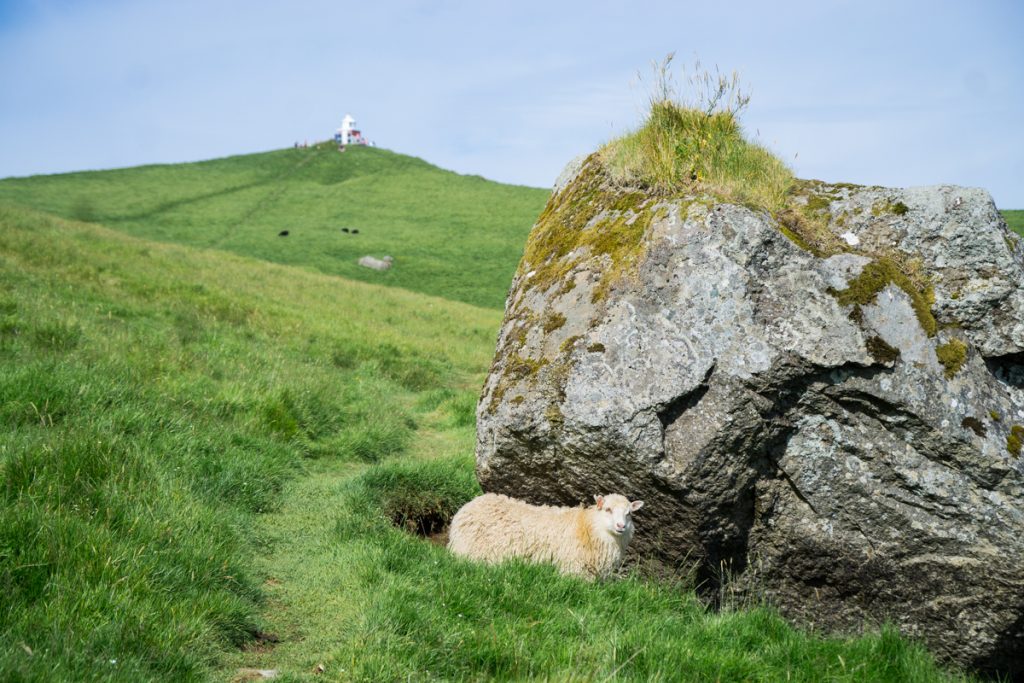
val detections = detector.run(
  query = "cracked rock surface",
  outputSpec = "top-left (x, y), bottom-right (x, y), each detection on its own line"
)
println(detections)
top-left (476, 156), bottom-right (1024, 676)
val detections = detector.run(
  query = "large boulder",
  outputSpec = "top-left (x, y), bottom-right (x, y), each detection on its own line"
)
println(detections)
top-left (476, 154), bottom-right (1024, 676)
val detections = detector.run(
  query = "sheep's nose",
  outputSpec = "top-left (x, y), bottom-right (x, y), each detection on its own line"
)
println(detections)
top-left (615, 523), bottom-right (625, 531)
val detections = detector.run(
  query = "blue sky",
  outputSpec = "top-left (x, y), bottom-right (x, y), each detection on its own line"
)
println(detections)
top-left (1, 0), bottom-right (1022, 206)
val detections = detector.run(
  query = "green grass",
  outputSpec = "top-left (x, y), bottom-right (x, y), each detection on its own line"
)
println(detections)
top-left (1003, 209), bottom-right (1024, 237)
top-left (0, 201), bottom-right (972, 682)
top-left (222, 451), bottom-right (970, 682)
top-left (0, 143), bottom-right (549, 309)
top-left (0, 203), bottom-right (498, 680)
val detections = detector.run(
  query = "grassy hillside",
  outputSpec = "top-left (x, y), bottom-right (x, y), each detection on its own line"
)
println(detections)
top-left (0, 144), bottom-right (549, 310)
top-left (1004, 209), bottom-right (1024, 237)
top-left (0, 202), bottom-right (497, 680)
top-left (0, 203), bottom-right (972, 681)
top-left (0, 144), bottom-right (1018, 311)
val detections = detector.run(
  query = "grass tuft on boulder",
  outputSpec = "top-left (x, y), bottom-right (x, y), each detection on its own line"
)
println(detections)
top-left (600, 55), bottom-right (794, 212)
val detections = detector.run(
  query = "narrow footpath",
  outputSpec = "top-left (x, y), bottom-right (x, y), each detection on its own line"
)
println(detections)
top-left (218, 412), bottom-right (474, 682)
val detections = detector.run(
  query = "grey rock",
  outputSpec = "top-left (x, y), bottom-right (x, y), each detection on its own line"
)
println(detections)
top-left (236, 668), bottom-right (279, 680)
top-left (477, 156), bottom-right (1024, 676)
top-left (357, 255), bottom-right (393, 271)
top-left (551, 153), bottom-right (588, 196)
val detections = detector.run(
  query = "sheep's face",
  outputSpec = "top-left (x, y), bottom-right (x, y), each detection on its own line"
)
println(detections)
top-left (594, 494), bottom-right (644, 539)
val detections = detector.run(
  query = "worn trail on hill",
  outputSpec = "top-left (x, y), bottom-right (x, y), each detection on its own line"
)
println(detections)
top-left (221, 459), bottom-right (364, 680)
top-left (219, 412), bottom-right (471, 681)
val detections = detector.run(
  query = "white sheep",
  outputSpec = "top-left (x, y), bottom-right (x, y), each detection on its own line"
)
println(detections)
top-left (447, 492), bottom-right (644, 580)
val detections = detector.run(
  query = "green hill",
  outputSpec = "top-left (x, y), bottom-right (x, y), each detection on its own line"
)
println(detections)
top-left (1004, 209), bottom-right (1024, 237)
top-left (1, 147), bottom-right (1018, 311)
top-left (0, 144), bottom-right (550, 309)
top-left (0, 203), bottom-right (969, 682)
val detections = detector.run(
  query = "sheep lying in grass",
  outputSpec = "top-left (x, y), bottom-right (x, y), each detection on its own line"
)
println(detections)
top-left (447, 493), bottom-right (644, 580)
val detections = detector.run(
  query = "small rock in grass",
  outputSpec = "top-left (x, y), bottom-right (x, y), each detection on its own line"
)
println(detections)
top-left (235, 668), bottom-right (279, 680)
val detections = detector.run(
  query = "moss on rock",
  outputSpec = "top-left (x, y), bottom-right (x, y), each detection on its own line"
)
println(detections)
top-left (804, 194), bottom-right (832, 213)
top-left (542, 311), bottom-right (567, 333)
top-left (872, 200), bottom-right (909, 217)
top-left (486, 153), bottom-right (649, 412)
top-left (774, 209), bottom-right (822, 255)
top-left (772, 180), bottom-right (853, 256)
top-left (487, 352), bottom-right (549, 414)
top-left (559, 335), bottom-right (582, 354)
top-left (544, 403), bottom-right (564, 426)
top-left (830, 257), bottom-right (937, 337)
top-left (518, 155), bottom-right (658, 301)
top-left (1008, 425), bottom-right (1024, 457)
top-left (935, 339), bottom-right (968, 379)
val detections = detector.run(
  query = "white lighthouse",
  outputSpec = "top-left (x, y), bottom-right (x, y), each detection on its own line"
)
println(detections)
top-left (337, 114), bottom-right (366, 146)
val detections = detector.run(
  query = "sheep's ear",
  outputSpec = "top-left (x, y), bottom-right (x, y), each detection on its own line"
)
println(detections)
top-left (630, 500), bottom-right (644, 512)
top-left (593, 494), bottom-right (604, 509)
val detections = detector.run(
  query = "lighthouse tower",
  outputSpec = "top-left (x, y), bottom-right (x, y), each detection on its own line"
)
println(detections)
top-left (337, 114), bottom-right (366, 146)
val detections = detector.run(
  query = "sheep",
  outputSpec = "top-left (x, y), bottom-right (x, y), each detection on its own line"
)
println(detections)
top-left (447, 492), bottom-right (644, 580)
